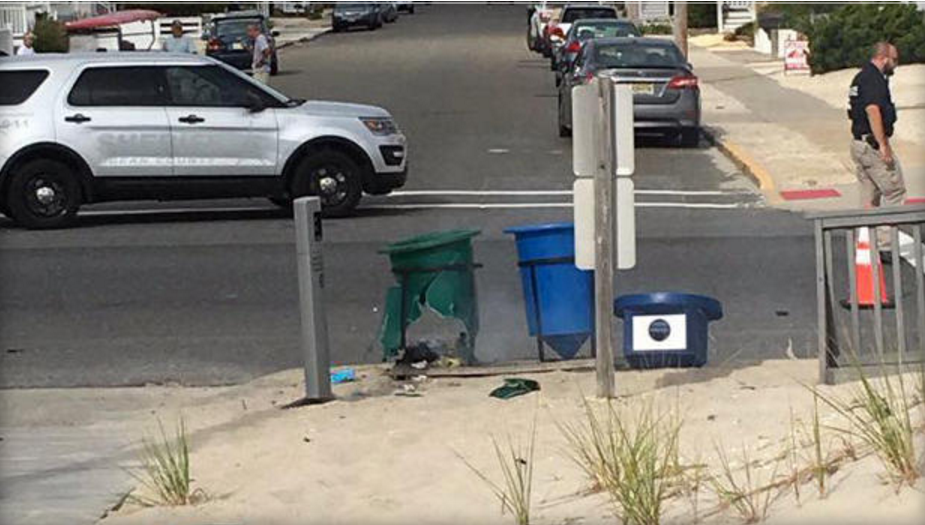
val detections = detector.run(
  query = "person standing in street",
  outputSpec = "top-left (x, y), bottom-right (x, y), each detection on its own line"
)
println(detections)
top-left (162, 20), bottom-right (196, 54)
top-left (849, 42), bottom-right (905, 258)
top-left (16, 32), bottom-right (35, 56)
top-left (247, 23), bottom-right (272, 84)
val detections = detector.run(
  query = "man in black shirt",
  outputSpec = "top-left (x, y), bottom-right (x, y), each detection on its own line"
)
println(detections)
top-left (848, 42), bottom-right (904, 253)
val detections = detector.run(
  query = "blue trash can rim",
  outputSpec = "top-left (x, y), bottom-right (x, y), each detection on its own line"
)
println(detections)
top-left (614, 293), bottom-right (723, 321)
top-left (503, 222), bottom-right (574, 235)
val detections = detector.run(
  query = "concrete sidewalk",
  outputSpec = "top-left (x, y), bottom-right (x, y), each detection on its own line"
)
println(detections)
top-left (271, 15), bottom-right (332, 49)
top-left (692, 43), bottom-right (925, 211)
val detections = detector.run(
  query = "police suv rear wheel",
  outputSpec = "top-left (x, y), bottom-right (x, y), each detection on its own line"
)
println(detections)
top-left (6, 159), bottom-right (81, 229)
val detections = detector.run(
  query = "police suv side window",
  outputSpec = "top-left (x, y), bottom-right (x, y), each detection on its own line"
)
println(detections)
top-left (0, 70), bottom-right (50, 105)
top-left (68, 67), bottom-right (167, 106)
top-left (164, 65), bottom-right (280, 108)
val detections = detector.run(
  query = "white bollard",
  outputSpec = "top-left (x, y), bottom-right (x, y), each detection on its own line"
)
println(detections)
top-left (294, 197), bottom-right (333, 403)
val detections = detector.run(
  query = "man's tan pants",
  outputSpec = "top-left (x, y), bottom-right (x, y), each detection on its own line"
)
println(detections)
top-left (851, 139), bottom-right (906, 250)
top-left (253, 70), bottom-right (270, 84)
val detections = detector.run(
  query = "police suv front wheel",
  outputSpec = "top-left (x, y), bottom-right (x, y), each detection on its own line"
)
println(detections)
top-left (6, 159), bottom-right (82, 229)
top-left (291, 150), bottom-right (362, 218)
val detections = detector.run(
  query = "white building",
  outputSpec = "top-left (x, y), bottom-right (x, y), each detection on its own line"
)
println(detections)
top-left (0, 2), bottom-right (112, 51)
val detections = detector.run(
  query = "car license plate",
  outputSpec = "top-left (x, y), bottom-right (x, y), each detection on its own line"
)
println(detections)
top-left (632, 83), bottom-right (655, 96)
top-left (232, 42), bottom-right (244, 50)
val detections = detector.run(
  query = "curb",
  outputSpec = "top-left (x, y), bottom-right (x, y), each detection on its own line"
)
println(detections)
top-left (276, 27), bottom-right (331, 50)
top-left (701, 126), bottom-right (782, 205)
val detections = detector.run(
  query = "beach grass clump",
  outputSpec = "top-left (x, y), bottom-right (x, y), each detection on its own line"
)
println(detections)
top-left (458, 419), bottom-right (537, 525)
top-left (707, 443), bottom-right (781, 524)
top-left (128, 418), bottom-right (203, 507)
top-left (559, 398), bottom-right (683, 525)
top-left (809, 368), bottom-right (919, 488)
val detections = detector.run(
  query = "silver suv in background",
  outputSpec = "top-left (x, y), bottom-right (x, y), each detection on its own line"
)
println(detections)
top-left (0, 53), bottom-right (408, 228)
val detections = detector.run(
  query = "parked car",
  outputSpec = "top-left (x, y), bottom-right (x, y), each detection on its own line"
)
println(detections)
top-left (543, 3), bottom-right (618, 59)
top-left (0, 53), bottom-right (408, 228)
top-left (529, 1), bottom-right (568, 55)
top-left (557, 37), bottom-right (700, 146)
top-left (379, 3), bottom-right (399, 23)
top-left (396, 2), bottom-right (415, 14)
top-left (332, 3), bottom-right (384, 31)
top-left (554, 18), bottom-right (640, 83)
top-left (205, 11), bottom-right (280, 76)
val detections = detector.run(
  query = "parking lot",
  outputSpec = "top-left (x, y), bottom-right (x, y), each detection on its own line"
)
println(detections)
top-left (0, 4), bottom-right (815, 388)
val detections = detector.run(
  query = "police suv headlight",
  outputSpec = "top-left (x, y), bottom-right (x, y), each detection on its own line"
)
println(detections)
top-left (359, 117), bottom-right (398, 136)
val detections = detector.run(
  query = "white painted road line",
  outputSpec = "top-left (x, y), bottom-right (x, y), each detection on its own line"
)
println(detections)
top-left (79, 206), bottom-right (276, 217)
top-left (388, 189), bottom-right (750, 197)
top-left (75, 201), bottom-right (749, 217)
top-left (364, 202), bottom-right (747, 210)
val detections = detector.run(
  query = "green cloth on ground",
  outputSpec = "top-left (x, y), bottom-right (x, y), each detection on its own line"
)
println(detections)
top-left (489, 378), bottom-right (541, 399)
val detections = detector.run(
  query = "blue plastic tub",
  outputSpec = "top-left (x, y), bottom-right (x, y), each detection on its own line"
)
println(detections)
top-left (505, 223), bottom-right (594, 359)
top-left (614, 292), bottom-right (723, 368)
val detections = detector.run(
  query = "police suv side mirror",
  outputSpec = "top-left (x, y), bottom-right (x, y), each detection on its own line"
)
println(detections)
top-left (246, 92), bottom-right (266, 113)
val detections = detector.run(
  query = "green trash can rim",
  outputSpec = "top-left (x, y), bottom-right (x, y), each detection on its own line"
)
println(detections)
top-left (379, 228), bottom-right (481, 255)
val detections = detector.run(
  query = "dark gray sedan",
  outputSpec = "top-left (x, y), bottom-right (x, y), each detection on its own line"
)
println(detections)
top-left (553, 18), bottom-right (640, 84)
top-left (557, 37), bottom-right (701, 146)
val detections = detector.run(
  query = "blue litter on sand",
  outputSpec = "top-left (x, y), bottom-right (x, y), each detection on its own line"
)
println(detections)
top-left (331, 368), bottom-right (356, 384)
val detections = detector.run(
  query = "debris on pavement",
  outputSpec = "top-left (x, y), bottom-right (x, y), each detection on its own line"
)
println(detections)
top-left (331, 369), bottom-right (357, 384)
top-left (489, 378), bottom-right (540, 400)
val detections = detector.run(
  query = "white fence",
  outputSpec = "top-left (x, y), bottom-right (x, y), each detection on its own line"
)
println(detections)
top-left (0, 4), bottom-right (28, 37)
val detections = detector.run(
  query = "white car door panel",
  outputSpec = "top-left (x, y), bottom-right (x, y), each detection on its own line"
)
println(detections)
top-left (165, 65), bottom-right (278, 177)
top-left (56, 66), bottom-right (172, 177)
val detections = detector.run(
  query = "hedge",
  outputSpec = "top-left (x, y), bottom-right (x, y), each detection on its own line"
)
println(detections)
top-left (33, 16), bottom-right (68, 53)
top-left (799, 3), bottom-right (925, 74)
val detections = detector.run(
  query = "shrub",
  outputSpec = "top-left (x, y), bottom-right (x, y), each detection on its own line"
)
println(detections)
top-left (32, 16), bottom-right (68, 53)
top-left (801, 4), bottom-right (925, 74)
top-left (689, 3), bottom-right (717, 29)
top-left (641, 23), bottom-right (673, 36)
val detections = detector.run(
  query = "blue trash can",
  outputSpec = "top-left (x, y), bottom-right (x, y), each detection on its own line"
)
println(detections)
top-left (614, 293), bottom-right (723, 368)
top-left (505, 223), bottom-right (594, 360)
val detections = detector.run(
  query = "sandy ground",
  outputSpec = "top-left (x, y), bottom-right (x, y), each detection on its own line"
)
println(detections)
top-left (14, 360), bottom-right (912, 525)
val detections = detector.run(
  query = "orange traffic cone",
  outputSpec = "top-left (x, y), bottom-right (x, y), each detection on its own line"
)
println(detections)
top-left (851, 227), bottom-right (892, 308)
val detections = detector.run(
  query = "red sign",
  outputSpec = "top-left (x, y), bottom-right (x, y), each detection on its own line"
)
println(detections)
top-left (784, 40), bottom-right (810, 73)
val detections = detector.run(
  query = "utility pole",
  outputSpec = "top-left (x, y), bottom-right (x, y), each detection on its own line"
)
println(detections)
top-left (594, 78), bottom-right (616, 399)
top-left (673, 1), bottom-right (689, 59)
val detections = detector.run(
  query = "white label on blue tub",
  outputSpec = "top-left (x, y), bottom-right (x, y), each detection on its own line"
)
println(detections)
top-left (632, 314), bottom-right (687, 352)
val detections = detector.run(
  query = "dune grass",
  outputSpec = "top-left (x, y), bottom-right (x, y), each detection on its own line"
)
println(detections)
top-left (128, 418), bottom-right (202, 507)
top-left (458, 418), bottom-right (537, 525)
top-left (559, 398), bottom-right (683, 525)
top-left (707, 443), bottom-right (782, 524)
top-left (809, 366), bottom-right (919, 488)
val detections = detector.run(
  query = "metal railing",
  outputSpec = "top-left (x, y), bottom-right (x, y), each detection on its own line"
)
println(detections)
top-left (808, 205), bottom-right (925, 384)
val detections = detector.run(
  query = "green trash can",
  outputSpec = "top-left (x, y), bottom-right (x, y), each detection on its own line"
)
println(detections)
top-left (378, 229), bottom-right (482, 363)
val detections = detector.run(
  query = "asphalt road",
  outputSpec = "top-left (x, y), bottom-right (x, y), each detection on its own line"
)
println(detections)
top-left (0, 5), bottom-right (816, 388)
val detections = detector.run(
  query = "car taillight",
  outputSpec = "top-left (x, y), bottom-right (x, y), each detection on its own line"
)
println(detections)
top-left (667, 74), bottom-right (698, 89)
top-left (207, 38), bottom-right (223, 52)
top-left (566, 40), bottom-right (581, 53)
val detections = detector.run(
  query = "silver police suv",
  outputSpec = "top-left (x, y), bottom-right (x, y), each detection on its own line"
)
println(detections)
top-left (0, 53), bottom-right (408, 228)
